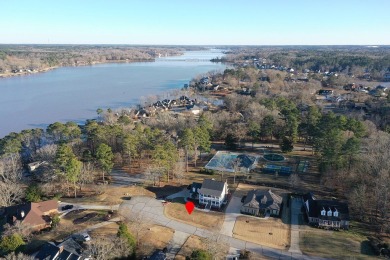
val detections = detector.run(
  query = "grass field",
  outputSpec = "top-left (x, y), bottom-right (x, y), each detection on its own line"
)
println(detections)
top-left (300, 229), bottom-right (377, 260)
top-left (233, 216), bottom-right (290, 250)
top-left (164, 201), bottom-right (225, 230)
top-left (134, 225), bottom-right (174, 257)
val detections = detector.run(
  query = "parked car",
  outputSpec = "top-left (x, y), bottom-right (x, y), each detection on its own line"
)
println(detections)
top-left (82, 233), bottom-right (91, 241)
top-left (61, 204), bottom-right (74, 211)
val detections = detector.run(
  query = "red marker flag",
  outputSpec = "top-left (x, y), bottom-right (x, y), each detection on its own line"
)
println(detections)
top-left (185, 201), bottom-right (195, 215)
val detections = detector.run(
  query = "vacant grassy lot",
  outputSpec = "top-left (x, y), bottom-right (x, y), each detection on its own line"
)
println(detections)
top-left (233, 216), bottom-right (290, 250)
top-left (61, 185), bottom-right (155, 205)
top-left (164, 201), bottom-right (224, 230)
top-left (300, 229), bottom-right (377, 260)
top-left (133, 224), bottom-right (174, 257)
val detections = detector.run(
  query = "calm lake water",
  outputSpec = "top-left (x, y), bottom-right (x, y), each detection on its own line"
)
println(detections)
top-left (0, 49), bottom-right (228, 137)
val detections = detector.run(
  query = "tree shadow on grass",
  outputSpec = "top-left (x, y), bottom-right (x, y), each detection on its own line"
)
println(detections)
top-left (360, 240), bottom-right (375, 256)
top-left (146, 185), bottom-right (186, 198)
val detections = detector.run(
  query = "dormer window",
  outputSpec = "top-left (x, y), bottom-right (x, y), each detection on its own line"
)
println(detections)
top-left (327, 209), bottom-right (332, 216)
top-left (334, 208), bottom-right (339, 217)
top-left (321, 209), bottom-right (326, 216)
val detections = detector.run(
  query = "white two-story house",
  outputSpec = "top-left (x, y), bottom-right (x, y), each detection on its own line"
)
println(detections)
top-left (198, 179), bottom-right (228, 209)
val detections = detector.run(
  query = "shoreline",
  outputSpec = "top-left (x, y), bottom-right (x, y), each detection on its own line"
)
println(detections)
top-left (0, 59), bottom-right (158, 79)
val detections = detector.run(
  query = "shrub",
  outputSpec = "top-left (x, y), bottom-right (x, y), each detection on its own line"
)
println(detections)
top-left (0, 234), bottom-right (25, 255)
top-left (239, 249), bottom-right (252, 259)
top-left (25, 184), bottom-right (42, 202)
top-left (51, 215), bottom-right (60, 228)
top-left (117, 223), bottom-right (136, 248)
top-left (189, 249), bottom-right (212, 260)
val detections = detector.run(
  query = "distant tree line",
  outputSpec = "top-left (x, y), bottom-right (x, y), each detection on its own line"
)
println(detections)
top-left (0, 45), bottom-right (184, 73)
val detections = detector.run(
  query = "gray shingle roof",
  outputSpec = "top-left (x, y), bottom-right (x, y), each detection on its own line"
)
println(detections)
top-left (243, 189), bottom-right (282, 210)
top-left (198, 179), bottom-right (226, 197)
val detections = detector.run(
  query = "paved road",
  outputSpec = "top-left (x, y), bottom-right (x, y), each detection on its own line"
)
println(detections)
top-left (289, 198), bottom-right (303, 254)
top-left (220, 196), bottom-right (242, 236)
top-left (119, 196), bottom-right (328, 260)
top-left (110, 168), bottom-right (146, 186)
top-left (166, 231), bottom-right (190, 259)
top-left (58, 202), bottom-right (120, 218)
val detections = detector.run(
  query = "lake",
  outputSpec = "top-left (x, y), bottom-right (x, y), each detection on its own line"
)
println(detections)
top-left (0, 49), bottom-right (228, 137)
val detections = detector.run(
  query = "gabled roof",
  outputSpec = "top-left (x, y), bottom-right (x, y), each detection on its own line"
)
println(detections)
top-left (36, 200), bottom-right (58, 213)
top-left (57, 238), bottom-right (83, 256)
top-left (198, 179), bottom-right (226, 197)
top-left (303, 193), bottom-right (349, 221)
top-left (3, 200), bottom-right (58, 228)
top-left (242, 189), bottom-right (282, 210)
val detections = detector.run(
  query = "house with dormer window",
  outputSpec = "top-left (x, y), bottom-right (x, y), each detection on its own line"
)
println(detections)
top-left (303, 193), bottom-right (349, 230)
top-left (241, 189), bottom-right (282, 217)
top-left (198, 179), bottom-right (228, 209)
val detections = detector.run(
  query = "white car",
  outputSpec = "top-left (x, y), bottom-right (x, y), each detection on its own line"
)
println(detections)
top-left (81, 233), bottom-right (91, 241)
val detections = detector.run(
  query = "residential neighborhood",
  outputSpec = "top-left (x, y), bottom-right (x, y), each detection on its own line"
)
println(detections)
top-left (1, 44), bottom-right (390, 260)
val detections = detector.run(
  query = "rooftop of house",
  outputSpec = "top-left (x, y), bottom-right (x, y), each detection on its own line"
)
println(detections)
top-left (56, 237), bottom-right (83, 256)
top-left (303, 193), bottom-right (349, 221)
top-left (35, 242), bottom-right (60, 260)
top-left (190, 182), bottom-right (202, 192)
top-left (242, 189), bottom-right (282, 210)
top-left (2, 200), bottom-right (58, 227)
top-left (35, 241), bottom-right (81, 260)
top-left (149, 249), bottom-right (167, 260)
top-left (198, 179), bottom-right (227, 197)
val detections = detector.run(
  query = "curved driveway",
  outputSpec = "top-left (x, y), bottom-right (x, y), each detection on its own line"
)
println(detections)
top-left (119, 196), bottom-right (327, 260)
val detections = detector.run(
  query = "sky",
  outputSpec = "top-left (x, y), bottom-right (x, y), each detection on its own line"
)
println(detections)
top-left (1, 0), bottom-right (389, 45)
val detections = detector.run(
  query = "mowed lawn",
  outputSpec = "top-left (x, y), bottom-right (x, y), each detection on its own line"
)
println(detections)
top-left (300, 230), bottom-right (377, 260)
top-left (233, 216), bottom-right (290, 250)
top-left (164, 202), bottom-right (225, 230)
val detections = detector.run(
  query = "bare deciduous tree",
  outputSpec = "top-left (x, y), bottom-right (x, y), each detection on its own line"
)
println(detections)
top-left (201, 230), bottom-right (229, 260)
top-left (0, 154), bottom-right (24, 207)
top-left (34, 144), bottom-right (58, 162)
top-left (289, 174), bottom-right (301, 190)
top-left (87, 236), bottom-right (133, 260)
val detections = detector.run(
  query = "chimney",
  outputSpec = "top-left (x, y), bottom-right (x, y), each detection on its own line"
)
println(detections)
top-left (59, 245), bottom-right (64, 253)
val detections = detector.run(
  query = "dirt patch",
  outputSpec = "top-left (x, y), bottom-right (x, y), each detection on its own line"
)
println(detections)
top-left (233, 216), bottom-right (290, 250)
top-left (73, 212), bottom-right (99, 224)
top-left (300, 229), bottom-right (377, 260)
top-left (164, 202), bottom-right (224, 230)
